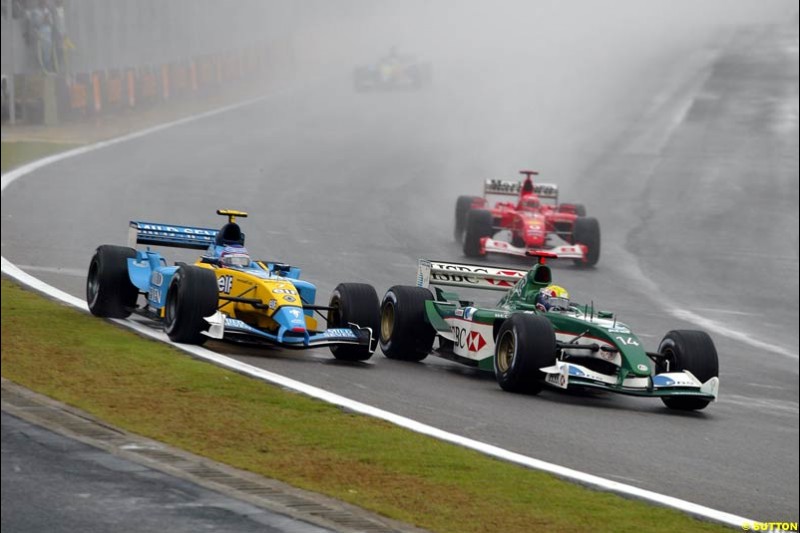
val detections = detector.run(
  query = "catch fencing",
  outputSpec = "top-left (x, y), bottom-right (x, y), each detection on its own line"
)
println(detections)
top-left (0, 0), bottom-right (297, 125)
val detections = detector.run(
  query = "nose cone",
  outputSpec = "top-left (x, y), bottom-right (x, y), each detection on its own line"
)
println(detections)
top-left (273, 306), bottom-right (306, 332)
top-left (525, 233), bottom-right (546, 247)
top-left (521, 215), bottom-right (546, 247)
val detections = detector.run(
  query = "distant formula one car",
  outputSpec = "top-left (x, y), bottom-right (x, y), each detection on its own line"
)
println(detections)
top-left (353, 49), bottom-right (432, 91)
top-left (454, 170), bottom-right (601, 266)
top-left (378, 256), bottom-right (719, 410)
top-left (86, 210), bottom-right (379, 360)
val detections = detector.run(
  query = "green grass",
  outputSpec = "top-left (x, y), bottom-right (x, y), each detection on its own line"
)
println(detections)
top-left (1, 141), bottom-right (80, 173)
top-left (1, 141), bottom-right (727, 532)
top-left (2, 279), bottom-right (728, 533)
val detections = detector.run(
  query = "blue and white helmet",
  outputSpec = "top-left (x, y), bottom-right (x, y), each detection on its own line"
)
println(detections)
top-left (220, 245), bottom-right (251, 268)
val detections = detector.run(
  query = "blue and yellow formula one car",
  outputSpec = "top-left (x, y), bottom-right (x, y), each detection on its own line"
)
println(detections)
top-left (353, 49), bottom-right (432, 92)
top-left (86, 210), bottom-right (379, 360)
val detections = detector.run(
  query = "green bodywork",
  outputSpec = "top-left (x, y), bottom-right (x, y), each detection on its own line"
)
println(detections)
top-left (424, 262), bottom-right (656, 385)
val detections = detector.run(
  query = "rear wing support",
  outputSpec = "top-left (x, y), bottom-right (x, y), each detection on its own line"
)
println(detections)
top-left (416, 259), bottom-right (527, 291)
top-left (128, 221), bottom-right (218, 250)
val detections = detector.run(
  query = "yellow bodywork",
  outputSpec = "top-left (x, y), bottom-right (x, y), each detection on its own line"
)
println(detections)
top-left (195, 261), bottom-right (318, 333)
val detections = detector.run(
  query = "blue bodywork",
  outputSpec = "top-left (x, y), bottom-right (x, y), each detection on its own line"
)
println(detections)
top-left (127, 249), bottom-right (177, 309)
top-left (123, 219), bottom-right (374, 351)
top-left (221, 315), bottom-right (361, 347)
top-left (126, 243), bottom-right (314, 314)
top-left (126, 220), bottom-right (314, 312)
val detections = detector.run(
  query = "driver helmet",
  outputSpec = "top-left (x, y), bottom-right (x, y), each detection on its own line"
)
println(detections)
top-left (220, 245), bottom-right (251, 268)
top-left (535, 285), bottom-right (570, 312)
top-left (519, 197), bottom-right (540, 211)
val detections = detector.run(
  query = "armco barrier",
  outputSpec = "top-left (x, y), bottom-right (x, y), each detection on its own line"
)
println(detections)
top-left (139, 68), bottom-right (158, 104)
top-left (30, 45), bottom-right (273, 125)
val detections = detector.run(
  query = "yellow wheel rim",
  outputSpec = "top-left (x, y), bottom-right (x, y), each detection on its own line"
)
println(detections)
top-left (496, 330), bottom-right (515, 373)
top-left (381, 301), bottom-right (395, 342)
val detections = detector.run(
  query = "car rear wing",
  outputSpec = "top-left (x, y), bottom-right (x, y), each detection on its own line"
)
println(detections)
top-left (416, 259), bottom-right (527, 291)
top-left (128, 221), bottom-right (218, 250)
top-left (483, 179), bottom-right (559, 200)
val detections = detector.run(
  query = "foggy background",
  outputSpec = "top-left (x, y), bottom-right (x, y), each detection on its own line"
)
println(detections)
top-left (3, 0), bottom-right (792, 186)
top-left (2, 0), bottom-right (798, 523)
top-left (286, 0), bottom-right (793, 186)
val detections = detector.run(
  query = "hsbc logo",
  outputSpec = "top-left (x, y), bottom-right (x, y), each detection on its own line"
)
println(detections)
top-left (451, 325), bottom-right (490, 356)
top-left (486, 270), bottom-right (524, 288)
top-left (466, 331), bottom-right (486, 352)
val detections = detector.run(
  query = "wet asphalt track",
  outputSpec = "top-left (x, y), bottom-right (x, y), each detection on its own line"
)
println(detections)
top-left (2, 23), bottom-right (798, 523)
top-left (1, 412), bottom-right (335, 533)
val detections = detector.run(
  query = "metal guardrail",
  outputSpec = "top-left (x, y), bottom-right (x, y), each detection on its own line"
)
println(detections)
top-left (0, 0), bottom-right (295, 125)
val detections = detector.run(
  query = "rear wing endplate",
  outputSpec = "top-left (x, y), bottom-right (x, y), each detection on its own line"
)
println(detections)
top-left (483, 179), bottom-right (559, 200)
top-left (128, 221), bottom-right (218, 250)
top-left (532, 182), bottom-right (559, 200)
top-left (417, 259), bottom-right (527, 291)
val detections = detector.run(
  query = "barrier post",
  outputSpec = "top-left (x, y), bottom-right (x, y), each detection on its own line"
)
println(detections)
top-left (127, 69), bottom-right (136, 108)
top-left (161, 64), bottom-right (170, 100)
top-left (42, 74), bottom-right (59, 126)
top-left (190, 61), bottom-right (198, 91)
top-left (91, 72), bottom-right (102, 113)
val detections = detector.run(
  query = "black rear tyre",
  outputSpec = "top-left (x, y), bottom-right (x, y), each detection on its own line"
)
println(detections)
top-left (558, 203), bottom-right (586, 217)
top-left (380, 285), bottom-right (435, 361)
top-left (567, 203), bottom-right (587, 217)
top-left (494, 314), bottom-right (556, 394)
top-left (328, 283), bottom-right (380, 361)
top-left (86, 245), bottom-right (139, 318)
top-left (658, 330), bottom-right (718, 411)
top-left (164, 266), bottom-right (218, 344)
top-left (463, 210), bottom-right (493, 258)
top-left (454, 195), bottom-right (480, 242)
top-left (572, 217), bottom-right (601, 267)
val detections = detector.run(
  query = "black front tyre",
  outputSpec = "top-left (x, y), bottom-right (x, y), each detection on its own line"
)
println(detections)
top-left (454, 195), bottom-right (480, 242)
top-left (463, 209), bottom-right (493, 258)
top-left (409, 65), bottom-right (423, 89)
top-left (164, 266), bottom-right (218, 344)
top-left (380, 285), bottom-right (435, 361)
top-left (572, 216), bottom-right (601, 267)
top-left (494, 314), bottom-right (556, 394)
top-left (327, 283), bottom-right (380, 361)
top-left (658, 330), bottom-right (718, 411)
top-left (86, 245), bottom-right (139, 318)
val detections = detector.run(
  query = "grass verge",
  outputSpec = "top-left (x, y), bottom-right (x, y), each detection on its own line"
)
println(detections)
top-left (2, 141), bottom-right (726, 532)
top-left (1, 141), bottom-right (80, 173)
top-left (2, 279), bottom-right (727, 533)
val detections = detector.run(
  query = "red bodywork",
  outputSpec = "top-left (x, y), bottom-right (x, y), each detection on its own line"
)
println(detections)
top-left (470, 176), bottom-right (580, 249)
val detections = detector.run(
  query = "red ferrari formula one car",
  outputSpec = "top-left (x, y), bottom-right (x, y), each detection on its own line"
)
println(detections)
top-left (454, 170), bottom-right (600, 266)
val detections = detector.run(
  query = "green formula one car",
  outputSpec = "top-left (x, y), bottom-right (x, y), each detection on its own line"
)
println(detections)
top-left (379, 255), bottom-right (719, 411)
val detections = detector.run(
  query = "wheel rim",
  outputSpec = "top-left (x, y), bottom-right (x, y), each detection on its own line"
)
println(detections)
top-left (661, 347), bottom-right (677, 373)
top-left (380, 301), bottom-right (395, 342)
top-left (165, 286), bottom-right (177, 331)
top-left (328, 296), bottom-right (341, 327)
top-left (496, 330), bottom-right (516, 373)
top-left (87, 260), bottom-right (100, 306)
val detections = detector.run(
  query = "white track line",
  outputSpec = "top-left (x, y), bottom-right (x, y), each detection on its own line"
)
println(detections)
top-left (613, 246), bottom-right (798, 362)
top-left (14, 265), bottom-right (87, 277)
top-left (0, 97), bottom-right (761, 529)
